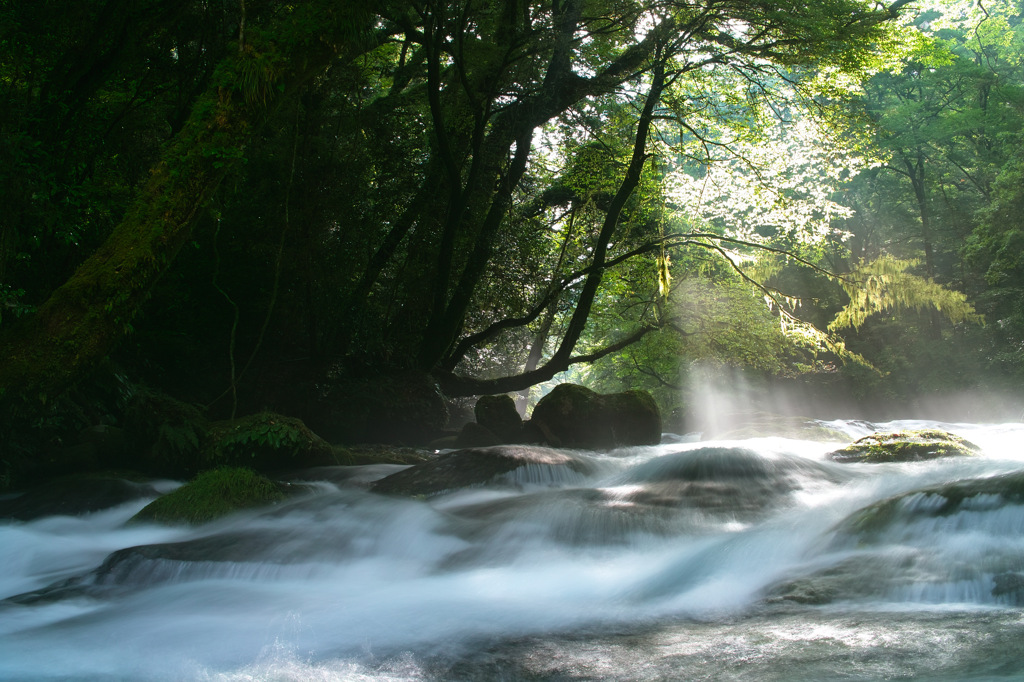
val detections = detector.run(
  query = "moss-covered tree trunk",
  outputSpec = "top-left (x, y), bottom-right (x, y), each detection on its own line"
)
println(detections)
top-left (0, 4), bottom-right (375, 402)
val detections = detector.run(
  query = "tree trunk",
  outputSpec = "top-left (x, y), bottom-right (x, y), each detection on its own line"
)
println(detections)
top-left (0, 4), bottom-right (378, 402)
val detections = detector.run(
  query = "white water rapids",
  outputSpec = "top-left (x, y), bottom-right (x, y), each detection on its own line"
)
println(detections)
top-left (3, 419), bottom-right (1024, 680)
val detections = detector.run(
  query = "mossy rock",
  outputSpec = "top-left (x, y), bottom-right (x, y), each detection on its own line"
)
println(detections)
top-left (530, 384), bottom-right (661, 449)
top-left (838, 470), bottom-right (1024, 538)
top-left (129, 467), bottom-right (285, 525)
top-left (826, 429), bottom-right (980, 463)
top-left (205, 411), bottom-right (334, 470)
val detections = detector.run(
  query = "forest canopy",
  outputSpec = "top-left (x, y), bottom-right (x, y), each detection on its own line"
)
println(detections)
top-left (2, 0), bottom-right (1023, 459)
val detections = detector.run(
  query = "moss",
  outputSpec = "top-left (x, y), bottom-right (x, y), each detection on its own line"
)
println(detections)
top-left (129, 467), bottom-right (284, 525)
top-left (839, 470), bottom-right (1024, 539)
top-left (828, 429), bottom-right (980, 463)
top-left (204, 411), bottom-right (334, 470)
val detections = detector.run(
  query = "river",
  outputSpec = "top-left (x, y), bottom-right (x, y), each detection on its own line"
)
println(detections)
top-left (2, 419), bottom-right (1024, 680)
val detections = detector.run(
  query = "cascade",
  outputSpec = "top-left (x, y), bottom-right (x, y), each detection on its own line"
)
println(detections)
top-left (2, 420), bottom-right (1024, 680)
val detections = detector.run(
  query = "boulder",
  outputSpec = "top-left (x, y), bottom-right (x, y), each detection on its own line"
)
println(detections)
top-left (826, 429), bottom-right (980, 463)
top-left (837, 470), bottom-right (1024, 538)
top-left (129, 467), bottom-right (286, 525)
top-left (370, 445), bottom-right (595, 497)
top-left (474, 394), bottom-right (523, 442)
top-left (529, 384), bottom-right (661, 449)
top-left (204, 412), bottom-right (335, 470)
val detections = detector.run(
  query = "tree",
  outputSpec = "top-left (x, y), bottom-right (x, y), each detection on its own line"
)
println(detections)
top-left (0, 0), bottom-right (913, 416)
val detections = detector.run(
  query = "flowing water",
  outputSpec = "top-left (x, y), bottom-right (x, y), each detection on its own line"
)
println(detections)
top-left (3, 419), bottom-right (1024, 680)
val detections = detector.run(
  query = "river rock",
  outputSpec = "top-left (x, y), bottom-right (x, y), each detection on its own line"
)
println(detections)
top-left (826, 428), bottom-right (980, 463)
top-left (0, 476), bottom-right (160, 521)
top-left (474, 394), bottom-right (523, 442)
top-left (616, 446), bottom-right (839, 515)
top-left (369, 445), bottom-right (595, 497)
top-left (130, 467), bottom-right (287, 525)
top-left (837, 470), bottom-right (1024, 538)
top-left (204, 412), bottom-right (335, 470)
top-left (529, 384), bottom-right (661, 449)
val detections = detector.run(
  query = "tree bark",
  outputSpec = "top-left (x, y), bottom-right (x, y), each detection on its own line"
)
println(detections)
top-left (0, 4), bottom-right (381, 401)
top-left (433, 60), bottom-right (667, 396)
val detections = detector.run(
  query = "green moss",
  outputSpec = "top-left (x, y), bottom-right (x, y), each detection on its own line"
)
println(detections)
top-left (129, 467), bottom-right (284, 525)
top-left (840, 470), bottom-right (1024, 539)
top-left (828, 429), bottom-right (980, 463)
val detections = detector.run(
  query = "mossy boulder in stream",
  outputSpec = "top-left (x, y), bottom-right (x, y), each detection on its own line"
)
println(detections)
top-left (370, 445), bottom-right (595, 497)
top-left (826, 429), bottom-right (980, 463)
top-left (838, 470), bottom-right (1024, 538)
top-left (204, 412), bottom-right (335, 470)
top-left (130, 467), bottom-right (285, 525)
top-left (529, 384), bottom-right (661, 449)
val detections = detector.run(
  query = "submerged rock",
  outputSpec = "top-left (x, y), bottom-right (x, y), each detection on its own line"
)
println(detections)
top-left (130, 467), bottom-right (287, 525)
top-left (0, 475), bottom-right (159, 521)
top-left (529, 384), bottom-right (661, 449)
top-left (826, 429), bottom-right (980, 463)
top-left (369, 445), bottom-right (595, 497)
top-left (837, 470), bottom-right (1024, 537)
top-left (615, 447), bottom-right (840, 516)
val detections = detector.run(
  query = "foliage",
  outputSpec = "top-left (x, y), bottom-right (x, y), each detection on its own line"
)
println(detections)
top-left (204, 412), bottom-right (333, 469)
top-left (4, 0), bottom-right (1024, 453)
top-left (124, 388), bottom-right (209, 476)
top-left (830, 255), bottom-right (982, 331)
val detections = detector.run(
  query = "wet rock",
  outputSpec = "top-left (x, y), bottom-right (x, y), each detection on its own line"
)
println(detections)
top-left (766, 554), bottom-right (909, 605)
top-left (474, 394), bottom-right (523, 443)
top-left (837, 470), bottom-right (1024, 538)
top-left (0, 476), bottom-right (160, 521)
top-left (530, 384), bottom-right (661, 449)
top-left (826, 429), bottom-right (980, 463)
top-left (129, 467), bottom-right (286, 525)
top-left (616, 447), bottom-right (839, 515)
top-left (369, 445), bottom-right (595, 497)
top-left (992, 572), bottom-right (1024, 601)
